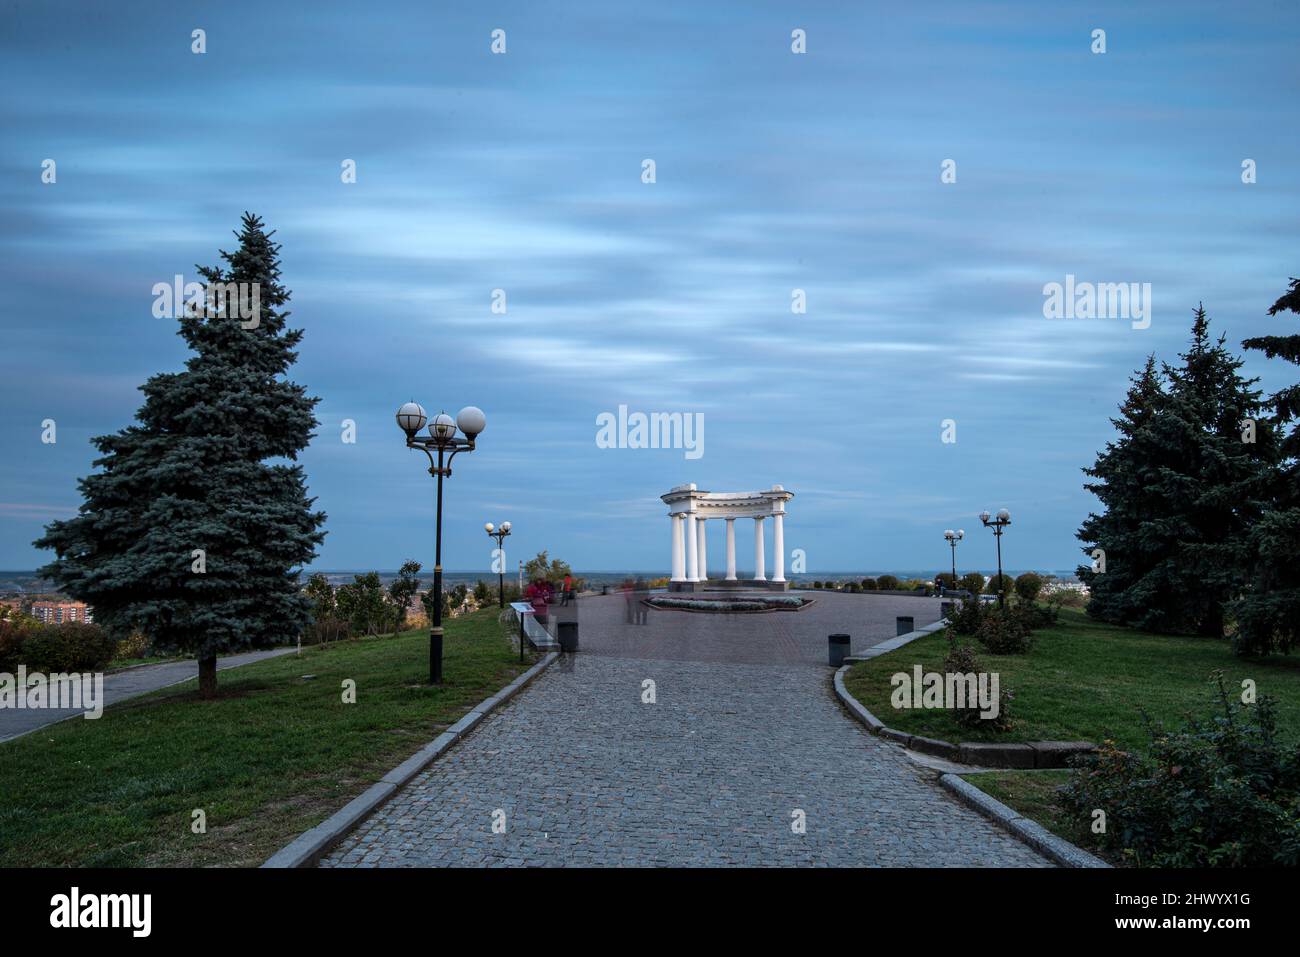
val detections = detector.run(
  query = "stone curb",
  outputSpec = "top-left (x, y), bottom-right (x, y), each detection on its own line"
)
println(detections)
top-left (261, 651), bottom-right (560, 869)
top-left (832, 624), bottom-right (1096, 769)
top-left (938, 773), bottom-right (1110, 868)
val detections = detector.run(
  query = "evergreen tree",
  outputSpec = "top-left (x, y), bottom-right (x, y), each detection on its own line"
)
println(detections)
top-left (1160, 307), bottom-right (1279, 636)
top-left (1079, 309), bottom-right (1279, 636)
top-left (1233, 277), bottom-right (1300, 654)
top-left (1077, 356), bottom-right (1177, 627)
top-left (35, 214), bottom-right (326, 696)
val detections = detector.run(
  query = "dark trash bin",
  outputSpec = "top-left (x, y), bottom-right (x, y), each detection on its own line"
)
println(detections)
top-left (896, 616), bottom-right (914, 636)
top-left (828, 633), bottom-right (851, 667)
top-left (558, 621), bottom-right (579, 653)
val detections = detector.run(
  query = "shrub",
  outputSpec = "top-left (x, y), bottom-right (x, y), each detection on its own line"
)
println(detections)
top-left (959, 572), bottom-right (986, 595)
top-left (936, 572), bottom-right (956, 590)
top-left (1013, 600), bottom-right (1059, 630)
top-left (845, 582), bottom-right (860, 593)
top-left (975, 605), bottom-right (1033, 655)
top-left (985, 573), bottom-right (1015, 598)
top-left (812, 581), bottom-right (823, 589)
top-left (860, 578), bottom-right (877, 590)
top-left (1014, 572), bottom-right (1044, 604)
top-left (876, 574), bottom-right (900, 590)
top-left (944, 635), bottom-right (1015, 732)
top-left (945, 596), bottom-right (984, 636)
top-left (114, 632), bottom-right (149, 660)
top-left (1058, 673), bottom-right (1300, 867)
top-left (0, 616), bottom-right (37, 672)
top-left (20, 622), bottom-right (117, 672)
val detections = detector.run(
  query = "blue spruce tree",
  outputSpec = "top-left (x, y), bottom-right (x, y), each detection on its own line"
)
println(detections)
top-left (35, 214), bottom-right (326, 696)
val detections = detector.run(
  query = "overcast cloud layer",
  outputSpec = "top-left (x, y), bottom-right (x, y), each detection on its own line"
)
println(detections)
top-left (2, 1), bottom-right (1297, 576)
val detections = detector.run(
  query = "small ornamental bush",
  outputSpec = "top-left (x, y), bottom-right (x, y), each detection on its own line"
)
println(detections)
top-left (876, 574), bottom-right (900, 590)
top-left (0, 617), bottom-right (37, 672)
top-left (846, 582), bottom-right (860, 593)
top-left (1013, 600), bottom-right (1059, 630)
top-left (114, 632), bottom-right (149, 660)
top-left (1059, 673), bottom-right (1300, 867)
top-left (812, 581), bottom-right (823, 589)
top-left (860, 578), bottom-right (877, 590)
top-left (985, 573), bottom-right (1015, 598)
top-left (945, 596), bottom-right (984, 636)
top-left (975, 605), bottom-right (1033, 655)
top-left (935, 572), bottom-right (956, 590)
top-left (959, 572), bottom-right (986, 596)
top-left (21, 622), bottom-right (117, 672)
top-left (943, 635), bottom-right (1015, 732)
top-left (1014, 572), bottom-right (1044, 604)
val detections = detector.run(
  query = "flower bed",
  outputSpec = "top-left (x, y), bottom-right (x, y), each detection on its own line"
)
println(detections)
top-left (645, 595), bottom-right (811, 613)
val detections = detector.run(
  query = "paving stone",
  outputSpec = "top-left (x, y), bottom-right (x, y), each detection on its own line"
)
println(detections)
top-left (321, 606), bottom-right (1050, 868)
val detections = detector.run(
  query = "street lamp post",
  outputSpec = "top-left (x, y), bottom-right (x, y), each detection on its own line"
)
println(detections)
top-left (943, 528), bottom-right (964, 592)
top-left (979, 508), bottom-right (1012, 609)
top-left (396, 401), bottom-right (486, 683)
top-left (484, 521), bottom-right (512, 609)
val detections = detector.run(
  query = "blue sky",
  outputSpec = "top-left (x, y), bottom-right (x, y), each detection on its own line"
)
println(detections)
top-left (1, 1), bottom-right (1297, 577)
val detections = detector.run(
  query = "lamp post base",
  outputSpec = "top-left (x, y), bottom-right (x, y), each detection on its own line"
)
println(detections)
top-left (429, 627), bottom-right (443, 684)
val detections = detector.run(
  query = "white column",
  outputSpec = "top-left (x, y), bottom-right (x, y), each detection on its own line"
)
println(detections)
top-left (685, 511), bottom-right (699, 582)
top-left (696, 518), bottom-right (708, 582)
top-left (753, 516), bottom-right (766, 581)
top-left (670, 515), bottom-right (685, 582)
top-left (772, 513), bottom-right (785, 582)
top-left (725, 518), bottom-right (737, 580)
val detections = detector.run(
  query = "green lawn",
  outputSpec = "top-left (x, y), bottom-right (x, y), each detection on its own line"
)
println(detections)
top-left (0, 608), bottom-right (532, 867)
top-left (843, 608), bottom-right (1300, 749)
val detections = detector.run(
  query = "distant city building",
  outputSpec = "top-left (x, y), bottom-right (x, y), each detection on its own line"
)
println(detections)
top-left (30, 601), bottom-right (94, 624)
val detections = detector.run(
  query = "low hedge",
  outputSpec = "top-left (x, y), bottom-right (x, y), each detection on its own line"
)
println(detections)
top-left (0, 620), bottom-right (117, 672)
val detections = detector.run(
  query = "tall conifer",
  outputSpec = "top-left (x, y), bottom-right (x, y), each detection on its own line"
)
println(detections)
top-left (36, 214), bottom-right (326, 696)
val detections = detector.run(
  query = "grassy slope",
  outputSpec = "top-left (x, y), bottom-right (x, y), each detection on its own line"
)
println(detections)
top-left (0, 608), bottom-right (529, 867)
top-left (843, 608), bottom-right (1300, 748)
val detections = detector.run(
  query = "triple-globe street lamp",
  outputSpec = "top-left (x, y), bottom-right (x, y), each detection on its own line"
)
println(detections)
top-left (979, 508), bottom-right (1012, 608)
top-left (396, 401), bottom-right (486, 683)
top-left (484, 521), bottom-right (512, 609)
top-left (943, 528), bottom-right (964, 593)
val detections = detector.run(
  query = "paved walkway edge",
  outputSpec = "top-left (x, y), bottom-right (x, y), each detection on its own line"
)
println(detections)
top-left (261, 651), bottom-right (560, 869)
top-left (938, 773), bottom-right (1110, 868)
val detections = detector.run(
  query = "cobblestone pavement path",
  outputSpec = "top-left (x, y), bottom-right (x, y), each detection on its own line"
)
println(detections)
top-left (321, 625), bottom-right (1050, 866)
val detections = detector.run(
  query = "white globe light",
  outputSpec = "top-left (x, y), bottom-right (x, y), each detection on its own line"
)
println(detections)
top-left (485, 522), bottom-right (495, 533)
top-left (997, 508), bottom-right (1011, 522)
top-left (429, 413), bottom-right (456, 440)
top-left (500, 521), bottom-right (511, 532)
top-left (979, 510), bottom-right (991, 523)
top-left (457, 406), bottom-right (486, 438)
top-left (958, 529), bottom-right (965, 538)
top-left (944, 529), bottom-right (955, 539)
top-left (395, 401), bottom-right (427, 435)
